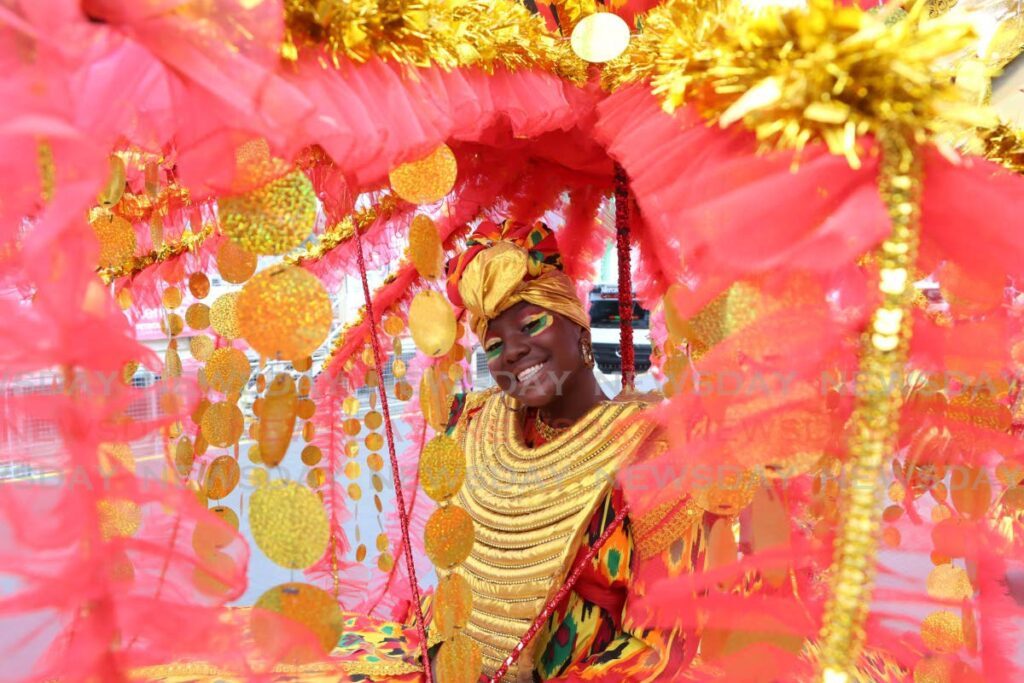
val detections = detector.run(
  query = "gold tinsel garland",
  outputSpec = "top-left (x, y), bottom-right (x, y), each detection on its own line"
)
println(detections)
top-left (980, 123), bottom-right (1024, 174)
top-left (112, 184), bottom-right (192, 224)
top-left (818, 133), bottom-right (922, 681)
top-left (282, 0), bottom-right (586, 83)
top-left (284, 194), bottom-right (401, 267)
top-left (97, 223), bottom-right (215, 284)
top-left (604, 0), bottom-right (991, 167)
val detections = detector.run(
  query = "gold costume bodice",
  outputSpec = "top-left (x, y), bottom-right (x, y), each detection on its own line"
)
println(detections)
top-left (450, 390), bottom-right (657, 682)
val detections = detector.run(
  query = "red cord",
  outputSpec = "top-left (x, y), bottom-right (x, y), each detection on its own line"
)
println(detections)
top-left (353, 224), bottom-right (433, 682)
top-left (614, 163), bottom-right (635, 391)
top-left (486, 504), bottom-right (629, 683)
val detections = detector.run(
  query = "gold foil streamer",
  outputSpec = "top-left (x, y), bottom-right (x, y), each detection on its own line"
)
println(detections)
top-left (604, 0), bottom-right (990, 168)
top-left (282, 0), bottom-right (585, 84)
top-left (97, 223), bottom-right (213, 284)
top-left (249, 480), bottom-right (330, 569)
top-left (818, 133), bottom-right (922, 681)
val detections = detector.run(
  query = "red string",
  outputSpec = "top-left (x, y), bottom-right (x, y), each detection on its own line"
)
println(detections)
top-left (353, 223), bottom-right (433, 682)
top-left (486, 504), bottom-right (630, 683)
top-left (614, 163), bottom-right (635, 392)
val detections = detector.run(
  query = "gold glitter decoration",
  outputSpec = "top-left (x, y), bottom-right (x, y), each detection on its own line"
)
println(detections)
top-left (420, 366), bottom-right (454, 432)
top-left (206, 347), bottom-right (251, 395)
top-left (98, 442), bottom-right (135, 476)
top-left (248, 443), bottom-right (263, 464)
top-left (693, 469), bottom-right (760, 515)
top-left (301, 445), bottom-right (322, 466)
top-left (424, 505), bottom-right (474, 569)
top-left (307, 468), bottom-right (328, 489)
top-left (252, 583), bottom-right (344, 659)
top-left (98, 499), bottom-right (142, 541)
top-left (392, 358), bottom-right (407, 379)
top-left (436, 631), bottom-right (482, 683)
top-left (216, 238), bottom-right (258, 284)
top-left (407, 214), bottom-right (444, 278)
top-left (367, 453), bottom-right (384, 471)
top-left (395, 381), bottom-right (413, 401)
top-left (389, 144), bottom-right (458, 205)
top-left (434, 573), bottom-right (472, 641)
top-left (419, 436), bottom-right (466, 503)
top-left (97, 224), bottom-right (212, 285)
top-left (193, 506), bottom-right (239, 556)
top-left (298, 375), bottom-right (311, 395)
top-left (250, 480), bottom-right (330, 569)
top-left (365, 433), bottom-right (384, 451)
top-left (210, 292), bottom-right (242, 340)
top-left (185, 303), bottom-right (210, 330)
top-left (174, 437), bottom-right (194, 477)
top-left (189, 334), bottom-right (214, 362)
top-left (377, 552), bottom-right (394, 572)
top-left (363, 411), bottom-right (381, 430)
top-left (164, 342), bottom-right (183, 378)
top-left (286, 194), bottom-right (401, 267)
top-left (345, 441), bottom-right (359, 458)
top-left (348, 483), bottom-right (362, 500)
top-left (604, 0), bottom-right (990, 168)
top-left (162, 286), bottom-right (183, 310)
top-left (927, 564), bottom-right (973, 601)
top-left (303, 421), bottom-right (316, 442)
top-left (260, 373), bottom-right (299, 467)
top-left (344, 462), bottom-right (361, 479)
top-left (238, 264), bottom-right (332, 360)
top-left (219, 170), bottom-right (316, 255)
top-left (819, 134), bottom-right (922, 680)
top-left (343, 418), bottom-right (361, 436)
top-left (282, 0), bottom-right (584, 83)
top-left (409, 290), bottom-right (456, 357)
top-left (204, 455), bottom-right (241, 500)
top-left (293, 356), bottom-right (313, 372)
top-left (913, 657), bottom-right (955, 683)
top-left (356, 545), bottom-right (367, 562)
top-left (91, 212), bottom-right (137, 269)
top-left (201, 402), bottom-right (244, 448)
top-left (193, 550), bottom-right (235, 598)
top-left (979, 123), bottom-right (1024, 175)
top-left (383, 315), bottom-right (405, 336)
top-left (371, 474), bottom-right (384, 492)
top-left (189, 272), bottom-right (210, 299)
top-left (161, 314), bottom-right (184, 338)
top-left (920, 611), bottom-right (964, 653)
top-left (297, 398), bottom-right (316, 420)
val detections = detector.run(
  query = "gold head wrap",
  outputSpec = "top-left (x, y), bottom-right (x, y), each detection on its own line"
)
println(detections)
top-left (445, 220), bottom-right (589, 339)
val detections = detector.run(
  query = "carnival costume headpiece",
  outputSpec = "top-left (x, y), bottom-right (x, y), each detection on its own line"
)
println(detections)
top-left (445, 219), bottom-right (589, 339)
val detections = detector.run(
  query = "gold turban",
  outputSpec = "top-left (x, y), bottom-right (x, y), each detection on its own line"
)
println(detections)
top-left (446, 220), bottom-right (589, 339)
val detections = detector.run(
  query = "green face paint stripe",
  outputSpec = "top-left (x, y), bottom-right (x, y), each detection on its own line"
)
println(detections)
top-left (524, 312), bottom-right (553, 336)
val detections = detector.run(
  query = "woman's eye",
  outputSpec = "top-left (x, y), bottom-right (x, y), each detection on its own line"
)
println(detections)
top-left (485, 343), bottom-right (502, 361)
top-left (522, 314), bottom-right (552, 336)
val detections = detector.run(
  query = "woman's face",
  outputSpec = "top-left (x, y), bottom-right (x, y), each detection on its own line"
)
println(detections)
top-left (483, 301), bottom-right (587, 409)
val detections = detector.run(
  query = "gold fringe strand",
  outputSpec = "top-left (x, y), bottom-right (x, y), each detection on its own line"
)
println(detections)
top-left (97, 223), bottom-right (215, 284)
top-left (817, 132), bottom-right (922, 682)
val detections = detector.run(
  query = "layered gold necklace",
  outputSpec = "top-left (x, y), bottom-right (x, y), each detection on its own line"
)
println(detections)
top-left (450, 390), bottom-right (656, 682)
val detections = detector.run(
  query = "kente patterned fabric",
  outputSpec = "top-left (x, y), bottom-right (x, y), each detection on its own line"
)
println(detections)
top-left (445, 219), bottom-right (589, 339)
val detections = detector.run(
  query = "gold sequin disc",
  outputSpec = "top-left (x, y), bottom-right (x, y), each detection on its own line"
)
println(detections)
top-left (238, 264), bottom-right (332, 360)
top-left (249, 480), bottom-right (330, 569)
top-left (388, 144), bottom-right (458, 205)
top-left (210, 292), bottom-right (242, 340)
top-left (409, 290), bottom-right (456, 357)
top-left (407, 214), bottom-right (444, 279)
top-left (206, 347), bottom-right (251, 394)
top-left (216, 239), bottom-right (257, 284)
top-left (252, 582), bottom-right (344, 660)
top-left (201, 402), bottom-right (244, 448)
top-left (204, 455), bottom-right (241, 500)
top-left (219, 170), bottom-right (317, 255)
top-left (419, 436), bottom-right (466, 503)
top-left (424, 505), bottom-right (474, 569)
top-left (436, 632), bottom-right (482, 683)
top-left (188, 272), bottom-right (210, 299)
top-left (434, 573), bottom-right (472, 640)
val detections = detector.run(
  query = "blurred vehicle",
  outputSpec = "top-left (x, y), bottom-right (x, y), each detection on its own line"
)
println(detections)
top-left (588, 285), bottom-right (651, 375)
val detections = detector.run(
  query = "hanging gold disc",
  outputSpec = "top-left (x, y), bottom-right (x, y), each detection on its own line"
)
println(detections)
top-left (216, 238), bottom-right (257, 284)
top-left (419, 436), bottom-right (466, 502)
top-left (424, 505), bottom-right (474, 569)
top-left (218, 170), bottom-right (317, 255)
top-left (185, 303), bottom-right (210, 330)
top-left (204, 455), bottom-right (241, 499)
top-left (407, 214), bottom-right (443, 279)
top-left (251, 582), bottom-right (345, 661)
top-left (206, 347), bottom-right (251, 395)
top-left (201, 402), bottom-right (244, 448)
top-left (174, 437), bottom-right (194, 476)
top-left (192, 505), bottom-right (239, 557)
top-left (189, 334), bottom-right (215, 362)
top-left (408, 290), bottom-right (457, 357)
top-left (301, 445), bottom-right (322, 466)
top-left (91, 212), bottom-right (136, 269)
top-left (259, 373), bottom-right (298, 467)
top-left (434, 573), bottom-right (473, 641)
top-left (188, 271), bottom-right (210, 299)
top-left (420, 366), bottom-right (454, 433)
top-left (436, 632), bottom-right (483, 683)
top-left (210, 292), bottom-right (242, 340)
top-left (238, 264), bottom-right (332, 360)
top-left (388, 144), bottom-right (457, 205)
top-left (249, 480), bottom-right (330, 569)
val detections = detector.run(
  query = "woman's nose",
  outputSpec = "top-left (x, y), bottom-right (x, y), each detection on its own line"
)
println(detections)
top-left (502, 333), bottom-right (530, 366)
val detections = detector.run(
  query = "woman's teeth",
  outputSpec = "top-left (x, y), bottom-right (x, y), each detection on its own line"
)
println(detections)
top-left (517, 363), bottom-right (544, 383)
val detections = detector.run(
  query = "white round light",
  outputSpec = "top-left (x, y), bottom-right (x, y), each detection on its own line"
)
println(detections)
top-left (570, 13), bottom-right (630, 64)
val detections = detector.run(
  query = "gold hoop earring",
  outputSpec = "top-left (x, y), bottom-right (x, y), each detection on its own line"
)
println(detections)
top-left (581, 337), bottom-right (595, 369)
